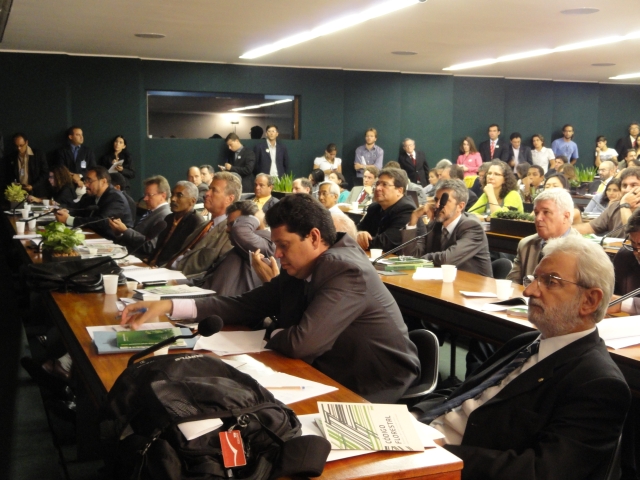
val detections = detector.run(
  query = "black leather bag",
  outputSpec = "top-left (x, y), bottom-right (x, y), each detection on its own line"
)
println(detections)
top-left (24, 256), bottom-right (124, 293)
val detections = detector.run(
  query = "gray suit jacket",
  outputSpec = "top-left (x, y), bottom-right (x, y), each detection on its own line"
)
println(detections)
top-left (401, 212), bottom-right (492, 276)
top-left (116, 203), bottom-right (171, 257)
top-left (506, 228), bottom-right (580, 284)
top-left (174, 219), bottom-right (233, 276)
top-left (194, 233), bottom-right (420, 403)
top-left (200, 216), bottom-right (275, 296)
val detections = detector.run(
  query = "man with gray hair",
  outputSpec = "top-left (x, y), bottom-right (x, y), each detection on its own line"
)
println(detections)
top-left (317, 180), bottom-right (342, 213)
top-left (398, 138), bottom-right (429, 186)
top-left (401, 179), bottom-right (492, 276)
top-left (292, 177), bottom-right (312, 194)
top-left (413, 235), bottom-right (630, 480)
top-left (507, 189), bottom-right (579, 284)
top-left (146, 181), bottom-right (205, 266)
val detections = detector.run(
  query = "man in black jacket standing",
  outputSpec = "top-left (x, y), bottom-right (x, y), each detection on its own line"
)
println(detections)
top-left (55, 126), bottom-right (96, 176)
top-left (478, 124), bottom-right (510, 163)
top-left (398, 138), bottom-right (429, 186)
top-left (5, 133), bottom-right (49, 197)
top-left (223, 133), bottom-right (255, 194)
top-left (253, 124), bottom-right (289, 177)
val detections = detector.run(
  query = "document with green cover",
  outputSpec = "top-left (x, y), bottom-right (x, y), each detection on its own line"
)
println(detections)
top-left (116, 327), bottom-right (186, 349)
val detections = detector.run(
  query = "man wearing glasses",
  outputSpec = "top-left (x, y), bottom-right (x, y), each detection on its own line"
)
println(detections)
top-left (507, 189), bottom-right (579, 284)
top-left (413, 234), bottom-right (630, 479)
top-left (54, 166), bottom-right (132, 239)
top-left (356, 167), bottom-right (415, 251)
top-left (108, 175), bottom-right (171, 256)
top-left (611, 209), bottom-right (640, 314)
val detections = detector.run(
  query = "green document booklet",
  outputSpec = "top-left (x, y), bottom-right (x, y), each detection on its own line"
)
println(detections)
top-left (116, 327), bottom-right (186, 349)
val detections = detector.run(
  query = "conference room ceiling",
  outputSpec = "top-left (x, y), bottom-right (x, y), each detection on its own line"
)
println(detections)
top-left (2, 0), bottom-right (640, 84)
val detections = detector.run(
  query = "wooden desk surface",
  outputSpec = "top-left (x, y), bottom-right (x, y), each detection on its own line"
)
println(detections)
top-left (47, 287), bottom-right (462, 479)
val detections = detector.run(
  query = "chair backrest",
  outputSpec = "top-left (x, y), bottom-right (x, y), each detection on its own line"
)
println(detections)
top-left (402, 329), bottom-right (440, 399)
top-left (492, 258), bottom-right (513, 280)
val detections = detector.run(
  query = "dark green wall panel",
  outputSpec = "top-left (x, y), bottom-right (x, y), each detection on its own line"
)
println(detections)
top-left (597, 84), bottom-right (640, 153)
top-left (504, 80), bottom-right (554, 148)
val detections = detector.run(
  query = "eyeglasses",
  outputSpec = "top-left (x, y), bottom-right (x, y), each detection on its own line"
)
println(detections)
top-left (623, 237), bottom-right (640, 253)
top-left (83, 177), bottom-right (98, 185)
top-left (375, 181), bottom-right (396, 188)
top-left (523, 273), bottom-right (587, 290)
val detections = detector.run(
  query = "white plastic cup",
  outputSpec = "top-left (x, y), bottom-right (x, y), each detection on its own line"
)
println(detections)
top-left (103, 275), bottom-right (119, 295)
top-left (495, 279), bottom-right (513, 300)
top-left (42, 199), bottom-right (50, 207)
top-left (126, 281), bottom-right (138, 292)
top-left (87, 247), bottom-right (98, 255)
top-left (441, 264), bottom-right (457, 283)
top-left (15, 221), bottom-right (25, 234)
top-left (27, 219), bottom-right (37, 231)
top-left (23, 204), bottom-right (31, 213)
top-left (21, 209), bottom-right (29, 219)
top-left (369, 248), bottom-right (383, 259)
top-left (351, 202), bottom-right (359, 211)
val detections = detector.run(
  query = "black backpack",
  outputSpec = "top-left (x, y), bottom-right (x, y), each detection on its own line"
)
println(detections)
top-left (101, 353), bottom-right (330, 480)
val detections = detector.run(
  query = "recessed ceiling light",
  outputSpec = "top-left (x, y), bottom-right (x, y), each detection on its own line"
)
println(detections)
top-left (560, 8), bottom-right (599, 15)
top-left (240, 0), bottom-right (422, 59)
top-left (610, 72), bottom-right (640, 80)
top-left (134, 33), bottom-right (166, 39)
top-left (592, 63), bottom-right (615, 67)
top-left (444, 30), bottom-right (640, 71)
top-left (392, 51), bottom-right (417, 56)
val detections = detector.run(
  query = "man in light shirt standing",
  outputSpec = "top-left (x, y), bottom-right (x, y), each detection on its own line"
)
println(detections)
top-left (253, 124), bottom-right (290, 178)
top-left (354, 128), bottom-right (383, 186)
top-left (412, 235), bottom-right (630, 480)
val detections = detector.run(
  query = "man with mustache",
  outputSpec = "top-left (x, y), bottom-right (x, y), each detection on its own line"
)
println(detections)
top-left (412, 235), bottom-right (630, 480)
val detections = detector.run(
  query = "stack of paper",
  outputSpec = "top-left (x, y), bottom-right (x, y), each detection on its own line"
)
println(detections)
top-left (121, 266), bottom-right (186, 282)
top-left (246, 371), bottom-right (338, 405)
top-left (194, 330), bottom-right (267, 355)
top-left (598, 316), bottom-right (640, 349)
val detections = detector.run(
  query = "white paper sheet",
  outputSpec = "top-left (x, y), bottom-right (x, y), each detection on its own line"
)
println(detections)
top-left (178, 418), bottom-right (224, 441)
top-left (247, 371), bottom-right (338, 405)
top-left (460, 291), bottom-right (498, 298)
top-left (412, 267), bottom-right (443, 280)
top-left (121, 267), bottom-right (186, 282)
top-left (13, 234), bottom-right (41, 239)
top-left (598, 316), bottom-right (640, 349)
top-left (194, 330), bottom-right (266, 355)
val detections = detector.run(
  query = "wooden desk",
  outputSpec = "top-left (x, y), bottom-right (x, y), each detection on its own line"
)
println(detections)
top-left (45, 289), bottom-right (462, 479)
top-left (485, 230), bottom-right (522, 255)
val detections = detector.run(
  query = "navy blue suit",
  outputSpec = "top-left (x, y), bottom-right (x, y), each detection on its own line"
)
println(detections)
top-left (253, 140), bottom-right (290, 177)
top-left (55, 144), bottom-right (96, 176)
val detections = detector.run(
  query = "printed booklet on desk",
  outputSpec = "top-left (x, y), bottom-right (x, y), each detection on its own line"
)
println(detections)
top-left (317, 402), bottom-right (423, 451)
top-left (133, 284), bottom-right (215, 300)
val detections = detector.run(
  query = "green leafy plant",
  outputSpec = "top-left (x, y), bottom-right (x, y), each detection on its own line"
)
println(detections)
top-left (576, 166), bottom-right (597, 182)
top-left (4, 184), bottom-right (26, 203)
top-left (569, 178), bottom-right (581, 188)
top-left (272, 172), bottom-right (294, 192)
top-left (494, 210), bottom-right (535, 222)
top-left (40, 222), bottom-right (85, 254)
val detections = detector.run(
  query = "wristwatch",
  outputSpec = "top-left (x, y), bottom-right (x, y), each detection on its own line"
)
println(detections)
top-left (620, 203), bottom-right (632, 209)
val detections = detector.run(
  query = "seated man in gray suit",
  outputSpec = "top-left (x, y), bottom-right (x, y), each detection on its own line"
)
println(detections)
top-left (196, 200), bottom-right (275, 296)
top-left (401, 179), bottom-right (492, 276)
top-left (168, 172), bottom-right (241, 276)
top-left (412, 235), bottom-right (630, 480)
top-left (121, 194), bottom-right (420, 403)
top-left (507, 188), bottom-right (578, 284)
top-left (108, 175), bottom-right (171, 257)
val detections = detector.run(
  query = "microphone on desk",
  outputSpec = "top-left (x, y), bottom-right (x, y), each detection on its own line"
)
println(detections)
top-left (599, 223), bottom-right (626, 247)
top-left (372, 193), bottom-right (449, 265)
top-left (127, 315), bottom-right (224, 366)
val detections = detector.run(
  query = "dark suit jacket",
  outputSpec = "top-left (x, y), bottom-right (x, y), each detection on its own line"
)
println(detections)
top-left (116, 203), bottom-right (171, 257)
top-left (146, 210), bottom-right (205, 267)
top-left (55, 144), bottom-right (96, 176)
top-left (51, 183), bottom-right (76, 208)
top-left (401, 213), bottom-right (492, 276)
top-left (357, 195), bottom-right (415, 251)
top-left (70, 185), bottom-right (133, 239)
top-left (478, 137), bottom-right (510, 163)
top-left (199, 216), bottom-right (275, 296)
top-left (98, 151), bottom-right (135, 180)
top-left (507, 146), bottom-right (533, 166)
top-left (4, 149), bottom-right (50, 197)
top-left (398, 150), bottom-right (429, 185)
top-left (253, 140), bottom-right (290, 176)
top-left (613, 248), bottom-right (640, 295)
top-left (259, 195), bottom-right (279, 213)
top-left (615, 135), bottom-right (637, 159)
top-left (194, 233), bottom-right (420, 403)
top-left (196, 182), bottom-right (208, 204)
top-left (226, 147), bottom-right (255, 194)
top-left (430, 330), bottom-right (630, 480)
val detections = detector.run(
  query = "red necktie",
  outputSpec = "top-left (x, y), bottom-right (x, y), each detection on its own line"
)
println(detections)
top-left (412, 154), bottom-right (416, 166)
top-left (490, 141), bottom-right (495, 158)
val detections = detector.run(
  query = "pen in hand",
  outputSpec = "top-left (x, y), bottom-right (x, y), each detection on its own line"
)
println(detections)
top-left (114, 307), bottom-right (148, 320)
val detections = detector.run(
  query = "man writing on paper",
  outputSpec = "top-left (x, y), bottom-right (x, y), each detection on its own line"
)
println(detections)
top-left (121, 194), bottom-right (420, 403)
top-left (413, 235), bottom-right (630, 480)
top-left (400, 179), bottom-right (492, 276)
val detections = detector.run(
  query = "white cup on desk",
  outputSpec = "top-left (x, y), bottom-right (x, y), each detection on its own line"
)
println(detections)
top-left (15, 221), bottom-right (25, 234)
top-left (351, 202), bottom-right (359, 211)
top-left (20, 209), bottom-right (30, 219)
top-left (369, 248), bottom-right (383, 259)
top-left (495, 279), bottom-right (513, 300)
top-left (23, 203), bottom-right (31, 213)
top-left (27, 219), bottom-right (37, 231)
top-left (103, 275), bottom-right (119, 295)
top-left (126, 281), bottom-right (138, 292)
top-left (441, 264), bottom-right (457, 282)
top-left (42, 199), bottom-right (50, 207)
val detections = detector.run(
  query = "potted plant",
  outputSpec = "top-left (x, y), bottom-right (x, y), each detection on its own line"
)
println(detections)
top-left (576, 166), bottom-right (597, 194)
top-left (40, 221), bottom-right (85, 262)
top-left (4, 184), bottom-right (26, 210)
top-left (271, 172), bottom-right (294, 199)
top-left (490, 210), bottom-right (536, 237)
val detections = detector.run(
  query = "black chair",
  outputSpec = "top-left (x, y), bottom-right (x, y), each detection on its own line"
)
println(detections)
top-left (401, 329), bottom-right (440, 403)
top-left (492, 258), bottom-right (513, 280)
